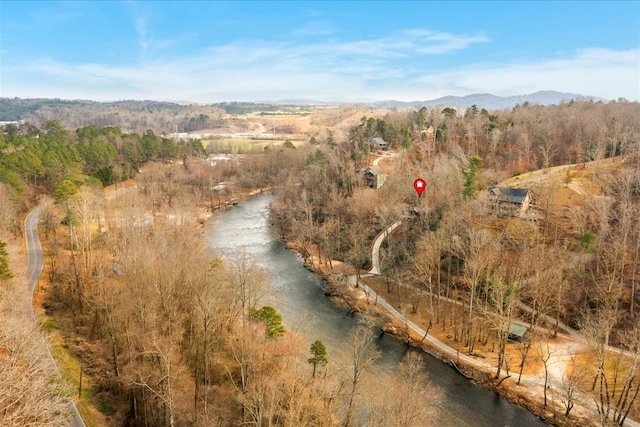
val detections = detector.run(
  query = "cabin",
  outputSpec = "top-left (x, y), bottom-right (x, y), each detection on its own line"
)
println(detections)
top-left (368, 137), bottom-right (389, 151)
top-left (364, 165), bottom-right (387, 189)
top-left (508, 323), bottom-right (530, 343)
top-left (488, 186), bottom-right (531, 217)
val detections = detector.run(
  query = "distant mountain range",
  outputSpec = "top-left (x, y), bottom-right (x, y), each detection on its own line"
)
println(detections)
top-left (375, 90), bottom-right (606, 110)
top-left (261, 90), bottom-right (606, 110)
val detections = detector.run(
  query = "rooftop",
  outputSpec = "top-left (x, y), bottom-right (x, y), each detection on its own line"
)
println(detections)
top-left (364, 165), bottom-right (386, 176)
top-left (489, 186), bottom-right (530, 204)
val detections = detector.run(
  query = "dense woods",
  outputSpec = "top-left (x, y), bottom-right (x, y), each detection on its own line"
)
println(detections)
top-left (1, 98), bottom-right (640, 426)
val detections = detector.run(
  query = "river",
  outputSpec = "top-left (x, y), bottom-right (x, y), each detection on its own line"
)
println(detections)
top-left (205, 192), bottom-right (547, 427)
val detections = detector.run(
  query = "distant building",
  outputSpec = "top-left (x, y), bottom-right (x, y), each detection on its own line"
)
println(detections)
top-left (368, 137), bottom-right (389, 151)
top-left (421, 125), bottom-right (435, 142)
top-left (487, 186), bottom-right (531, 217)
top-left (364, 166), bottom-right (387, 189)
top-left (170, 132), bottom-right (190, 140)
top-left (0, 120), bottom-right (23, 127)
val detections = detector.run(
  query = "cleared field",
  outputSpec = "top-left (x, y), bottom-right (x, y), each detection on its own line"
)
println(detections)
top-left (203, 137), bottom-right (305, 153)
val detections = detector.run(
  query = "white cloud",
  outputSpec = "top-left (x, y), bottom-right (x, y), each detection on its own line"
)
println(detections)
top-left (291, 21), bottom-right (337, 38)
top-left (411, 48), bottom-right (640, 101)
top-left (135, 15), bottom-right (149, 60)
top-left (406, 29), bottom-right (490, 55)
top-left (2, 27), bottom-right (638, 103)
top-left (5, 28), bottom-right (488, 100)
top-left (132, 8), bottom-right (176, 61)
top-left (313, 29), bottom-right (488, 59)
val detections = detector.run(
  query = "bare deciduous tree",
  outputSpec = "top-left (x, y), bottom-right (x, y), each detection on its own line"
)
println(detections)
top-left (343, 325), bottom-right (381, 427)
top-left (367, 351), bottom-right (440, 427)
top-left (226, 249), bottom-right (268, 328)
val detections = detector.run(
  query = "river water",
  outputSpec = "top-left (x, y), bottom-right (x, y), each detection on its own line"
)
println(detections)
top-left (205, 193), bottom-right (547, 427)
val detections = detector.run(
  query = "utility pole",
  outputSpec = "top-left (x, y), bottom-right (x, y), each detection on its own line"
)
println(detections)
top-left (78, 356), bottom-right (83, 398)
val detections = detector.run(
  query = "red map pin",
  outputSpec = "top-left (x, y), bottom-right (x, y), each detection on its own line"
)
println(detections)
top-left (413, 178), bottom-right (426, 197)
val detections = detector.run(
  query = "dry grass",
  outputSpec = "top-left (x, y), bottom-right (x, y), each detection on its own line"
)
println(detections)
top-left (498, 157), bottom-right (629, 235)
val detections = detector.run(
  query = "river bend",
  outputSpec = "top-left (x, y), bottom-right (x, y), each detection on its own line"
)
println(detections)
top-left (205, 193), bottom-right (547, 427)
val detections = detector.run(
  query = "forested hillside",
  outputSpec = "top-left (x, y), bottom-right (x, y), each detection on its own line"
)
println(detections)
top-left (1, 98), bottom-right (640, 426)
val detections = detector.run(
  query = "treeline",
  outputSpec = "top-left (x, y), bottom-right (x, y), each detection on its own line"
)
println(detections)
top-left (0, 97), bottom-right (88, 121)
top-left (0, 121), bottom-right (206, 201)
top-left (214, 102), bottom-right (312, 115)
top-left (0, 98), bottom-right (226, 133)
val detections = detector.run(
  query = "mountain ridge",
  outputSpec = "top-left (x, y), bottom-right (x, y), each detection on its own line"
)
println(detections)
top-left (377, 90), bottom-right (606, 110)
top-left (261, 90), bottom-right (607, 110)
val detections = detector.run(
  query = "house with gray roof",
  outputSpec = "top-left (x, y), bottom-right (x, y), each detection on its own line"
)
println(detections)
top-left (368, 137), bottom-right (389, 151)
top-left (487, 186), bottom-right (531, 217)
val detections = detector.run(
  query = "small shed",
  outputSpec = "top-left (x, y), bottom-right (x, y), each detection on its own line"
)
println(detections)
top-left (368, 137), bottom-right (389, 151)
top-left (364, 166), bottom-right (387, 189)
top-left (508, 323), bottom-right (529, 342)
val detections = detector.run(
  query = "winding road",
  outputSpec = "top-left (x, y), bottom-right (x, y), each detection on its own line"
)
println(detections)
top-left (25, 204), bottom-right (85, 427)
top-left (368, 220), bottom-right (401, 275)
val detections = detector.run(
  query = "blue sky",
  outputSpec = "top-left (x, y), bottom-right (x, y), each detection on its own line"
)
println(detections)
top-left (1, 1), bottom-right (639, 102)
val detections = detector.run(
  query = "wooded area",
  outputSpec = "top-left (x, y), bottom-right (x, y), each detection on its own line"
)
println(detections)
top-left (1, 98), bottom-right (639, 426)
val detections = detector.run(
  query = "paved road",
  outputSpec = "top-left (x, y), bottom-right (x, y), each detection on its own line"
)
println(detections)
top-left (368, 220), bottom-right (401, 275)
top-left (24, 206), bottom-right (45, 299)
top-left (25, 204), bottom-right (85, 427)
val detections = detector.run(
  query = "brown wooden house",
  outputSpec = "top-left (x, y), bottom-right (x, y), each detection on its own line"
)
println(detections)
top-left (364, 166), bottom-right (387, 189)
top-left (488, 186), bottom-right (531, 217)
